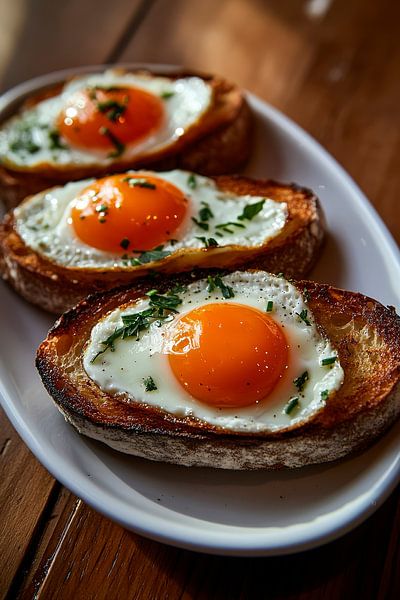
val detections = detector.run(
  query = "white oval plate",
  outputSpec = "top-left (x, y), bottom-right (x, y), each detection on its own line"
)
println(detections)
top-left (0, 66), bottom-right (399, 557)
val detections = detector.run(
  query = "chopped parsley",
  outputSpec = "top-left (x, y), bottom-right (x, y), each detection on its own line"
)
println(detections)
top-left (293, 371), bottom-right (309, 392)
top-left (215, 221), bottom-right (245, 234)
top-left (10, 124), bottom-right (40, 155)
top-left (321, 356), bottom-right (337, 366)
top-left (321, 389), bottom-right (329, 401)
top-left (207, 275), bottom-right (235, 298)
top-left (284, 397), bottom-right (299, 415)
top-left (123, 177), bottom-right (156, 189)
top-left (100, 126), bottom-right (125, 158)
top-left (238, 199), bottom-right (265, 221)
top-left (143, 376), bottom-right (157, 392)
top-left (296, 309), bottom-right (311, 326)
top-left (266, 301), bottom-right (274, 312)
top-left (196, 236), bottom-right (218, 248)
top-left (192, 202), bottom-right (214, 231)
top-left (187, 173), bottom-right (197, 189)
top-left (48, 129), bottom-right (66, 150)
top-left (160, 91), bottom-right (175, 99)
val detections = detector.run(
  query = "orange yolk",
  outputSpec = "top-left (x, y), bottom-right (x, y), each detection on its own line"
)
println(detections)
top-left (71, 174), bottom-right (187, 253)
top-left (168, 303), bottom-right (288, 408)
top-left (58, 87), bottom-right (164, 152)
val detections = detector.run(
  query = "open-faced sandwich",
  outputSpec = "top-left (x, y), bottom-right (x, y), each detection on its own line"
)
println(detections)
top-left (0, 68), bottom-right (251, 208)
top-left (0, 170), bottom-right (324, 313)
top-left (36, 270), bottom-right (400, 470)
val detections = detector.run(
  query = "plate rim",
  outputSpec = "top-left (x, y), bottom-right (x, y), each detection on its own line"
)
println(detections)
top-left (0, 64), bottom-right (399, 557)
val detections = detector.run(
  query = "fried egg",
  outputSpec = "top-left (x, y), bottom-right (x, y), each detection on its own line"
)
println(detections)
top-left (0, 70), bottom-right (212, 168)
top-left (83, 272), bottom-right (344, 432)
top-left (14, 170), bottom-right (287, 268)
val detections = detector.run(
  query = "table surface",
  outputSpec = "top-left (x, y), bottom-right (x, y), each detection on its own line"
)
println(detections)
top-left (0, 0), bottom-right (399, 598)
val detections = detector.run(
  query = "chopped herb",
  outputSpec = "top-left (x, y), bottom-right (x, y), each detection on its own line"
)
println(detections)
top-left (130, 245), bottom-right (171, 265)
top-left (100, 126), bottom-right (125, 158)
top-left (266, 301), bottom-right (274, 312)
top-left (187, 173), bottom-right (197, 189)
top-left (321, 356), bottom-right (337, 366)
top-left (10, 128), bottom-right (40, 154)
top-left (48, 129), bottom-right (66, 150)
top-left (321, 389), bottom-right (329, 401)
top-left (296, 309), bottom-right (311, 326)
top-left (238, 199), bottom-right (265, 221)
top-left (97, 99), bottom-right (127, 122)
top-left (293, 371), bottom-right (309, 392)
top-left (160, 91), bottom-right (175, 99)
top-left (215, 221), bottom-right (245, 234)
top-left (191, 217), bottom-right (209, 231)
top-left (199, 202), bottom-right (214, 222)
top-left (123, 177), bottom-right (156, 189)
top-left (196, 236), bottom-right (219, 248)
top-left (91, 287), bottom-right (184, 362)
top-left (120, 238), bottom-right (130, 250)
top-left (284, 397), bottom-right (299, 415)
top-left (143, 376), bottom-right (157, 392)
top-left (207, 275), bottom-right (235, 298)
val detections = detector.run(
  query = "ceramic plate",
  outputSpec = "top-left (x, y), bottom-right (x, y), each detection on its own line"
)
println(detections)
top-left (0, 65), bottom-right (399, 556)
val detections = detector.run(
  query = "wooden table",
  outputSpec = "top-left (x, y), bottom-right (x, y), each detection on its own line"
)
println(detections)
top-left (0, 1), bottom-right (399, 597)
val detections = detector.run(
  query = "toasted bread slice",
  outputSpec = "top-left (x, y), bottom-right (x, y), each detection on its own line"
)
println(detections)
top-left (0, 69), bottom-right (252, 209)
top-left (36, 270), bottom-right (400, 470)
top-left (0, 175), bottom-right (324, 314)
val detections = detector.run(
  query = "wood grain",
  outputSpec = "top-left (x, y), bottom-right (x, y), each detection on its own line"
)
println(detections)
top-left (0, 0), bottom-right (399, 598)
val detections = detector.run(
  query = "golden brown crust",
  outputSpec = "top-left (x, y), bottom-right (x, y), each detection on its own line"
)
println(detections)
top-left (0, 176), bottom-right (324, 314)
top-left (35, 271), bottom-right (400, 469)
top-left (0, 69), bottom-right (252, 209)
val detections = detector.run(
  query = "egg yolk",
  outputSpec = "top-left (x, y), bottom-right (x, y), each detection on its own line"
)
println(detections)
top-left (168, 303), bottom-right (288, 408)
top-left (58, 87), bottom-right (164, 152)
top-left (71, 174), bottom-right (187, 252)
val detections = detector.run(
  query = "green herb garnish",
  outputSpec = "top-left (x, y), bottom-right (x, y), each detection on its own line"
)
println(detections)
top-left (48, 129), bottom-right (66, 150)
top-left (237, 199), bottom-right (265, 221)
top-left (196, 237), bottom-right (219, 248)
top-left (160, 91), bottom-right (175, 99)
top-left (266, 301), bottom-right (273, 312)
top-left (97, 99), bottom-right (128, 122)
top-left (284, 397), bottom-right (299, 415)
top-left (143, 376), bottom-right (157, 392)
top-left (191, 217), bottom-right (209, 231)
top-left (321, 389), bottom-right (329, 401)
top-left (123, 177), bottom-right (156, 189)
top-left (129, 245), bottom-right (171, 265)
top-left (91, 288), bottom-right (183, 362)
top-left (199, 202), bottom-right (214, 222)
top-left (100, 126), bottom-right (125, 158)
top-left (215, 221), bottom-right (245, 234)
top-left (207, 275), bottom-right (235, 298)
top-left (321, 356), bottom-right (337, 366)
top-left (10, 126), bottom-right (40, 154)
top-left (293, 371), bottom-right (309, 392)
top-left (187, 173), bottom-right (197, 189)
top-left (296, 309), bottom-right (311, 326)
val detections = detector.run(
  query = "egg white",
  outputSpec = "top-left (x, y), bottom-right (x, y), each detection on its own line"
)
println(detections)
top-left (83, 272), bottom-right (344, 433)
top-left (14, 170), bottom-right (287, 269)
top-left (0, 70), bottom-right (212, 168)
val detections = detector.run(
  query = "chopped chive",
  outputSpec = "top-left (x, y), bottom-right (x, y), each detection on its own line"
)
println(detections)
top-left (207, 275), bottom-right (234, 298)
top-left (266, 301), bottom-right (273, 312)
top-left (284, 397), bottom-right (299, 415)
top-left (321, 389), bottom-right (329, 401)
top-left (191, 217), bottom-right (209, 231)
top-left (296, 309), bottom-right (311, 326)
top-left (187, 174), bottom-right (197, 189)
top-left (100, 126), bottom-right (125, 158)
top-left (321, 356), bottom-right (337, 366)
top-left (293, 371), bottom-right (309, 392)
top-left (160, 91), bottom-right (175, 99)
top-left (196, 237), bottom-right (218, 248)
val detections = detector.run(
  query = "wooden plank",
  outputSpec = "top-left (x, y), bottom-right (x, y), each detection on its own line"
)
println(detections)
top-left (119, 0), bottom-right (400, 243)
top-left (16, 485), bottom-right (400, 598)
top-left (0, 408), bottom-right (56, 600)
top-left (0, 0), bottom-right (148, 92)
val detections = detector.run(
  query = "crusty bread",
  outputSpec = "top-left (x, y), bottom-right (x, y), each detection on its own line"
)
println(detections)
top-left (0, 69), bottom-right (252, 209)
top-left (36, 270), bottom-right (400, 470)
top-left (0, 176), bottom-right (324, 314)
